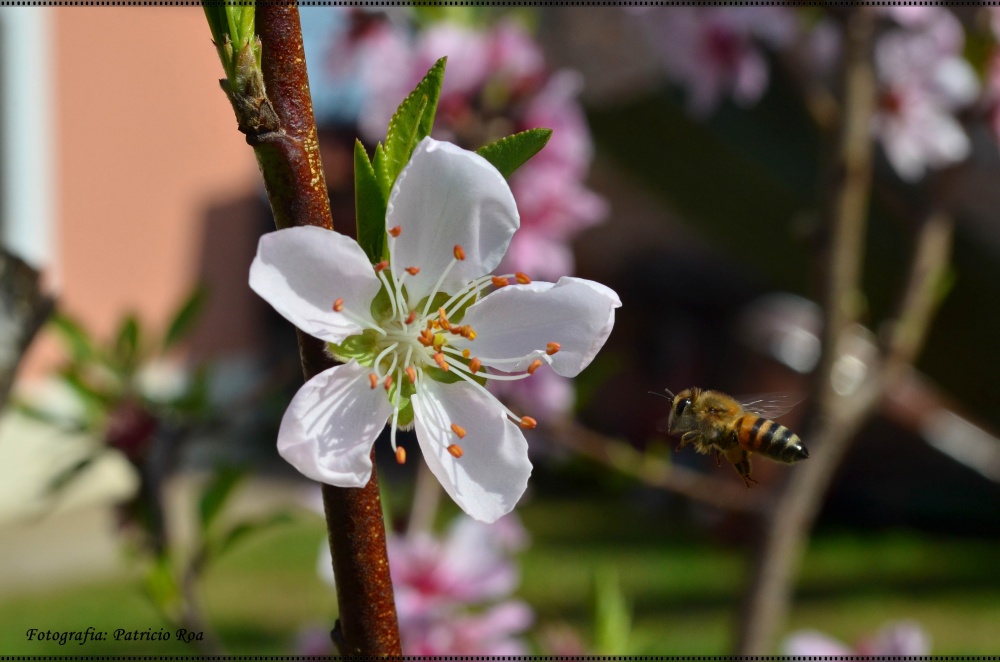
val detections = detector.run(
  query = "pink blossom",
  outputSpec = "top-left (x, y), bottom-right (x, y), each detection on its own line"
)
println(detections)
top-left (783, 621), bottom-right (931, 656)
top-left (489, 358), bottom-right (575, 420)
top-left (635, 7), bottom-right (798, 115)
top-left (873, 8), bottom-right (978, 181)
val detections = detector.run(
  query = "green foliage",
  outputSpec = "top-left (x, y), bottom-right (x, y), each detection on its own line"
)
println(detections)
top-left (114, 314), bottom-right (141, 376)
top-left (202, 3), bottom-right (259, 84)
top-left (143, 553), bottom-right (182, 621)
top-left (211, 512), bottom-right (295, 561)
top-left (476, 128), bottom-right (553, 179)
top-left (164, 287), bottom-right (207, 350)
top-left (354, 140), bottom-right (389, 263)
top-left (198, 466), bottom-right (246, 534)
top-left (327, 331), bottom-right (380, 366)
top-left (593, 565), bottom-right (634, 655)
top-left (384, 57), bottom-right (447, 184)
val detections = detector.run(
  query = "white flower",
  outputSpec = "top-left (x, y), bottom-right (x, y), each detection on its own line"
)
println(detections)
top-left (249, 137), bottom-right (621, 522)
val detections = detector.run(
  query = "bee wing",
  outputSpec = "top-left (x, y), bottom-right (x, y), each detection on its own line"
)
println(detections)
top-left (737, 393), bottom-right (804, 419)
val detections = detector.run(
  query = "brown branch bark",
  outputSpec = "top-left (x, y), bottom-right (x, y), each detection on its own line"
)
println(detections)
top-left (736, 9), bottom-right (879, 653)
top-left (734, 10), bottom-right (955, 653)
top-left (249, 6), bottom-right (401, 655)
top-left (547, 420), bottom-right (766, 515)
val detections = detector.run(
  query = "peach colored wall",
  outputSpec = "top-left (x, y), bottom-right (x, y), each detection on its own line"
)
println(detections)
top-left (23, 8), bottom-right (262, 376)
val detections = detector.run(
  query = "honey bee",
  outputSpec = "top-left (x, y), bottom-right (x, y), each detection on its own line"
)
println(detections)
top-left (658, 387), bottom-right (808, 487)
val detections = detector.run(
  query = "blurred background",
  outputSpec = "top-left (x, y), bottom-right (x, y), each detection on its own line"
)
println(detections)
top-left (1, 5), bottom-right (998, 655)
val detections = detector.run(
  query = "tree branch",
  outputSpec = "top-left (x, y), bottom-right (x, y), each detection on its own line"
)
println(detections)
top-left (0, 249), bottom-right (55, 412)
top-left (241, 6), bottom-right (400, 654)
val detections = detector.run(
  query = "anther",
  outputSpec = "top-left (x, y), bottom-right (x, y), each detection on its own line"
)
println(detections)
top-left (447, 444), bottom-right (464, 458)
top-left (450, 423), bottom-right (467, 439)
top-left (406, 266), bottom-right (420, 276)
top-left (405, 311), bottom-right (417, 325)
top-left (418, 329), bottom-right (434, 346)
top-left (395, 446), bottom-right (406, 464)
top-left (368, 373), bottom-right (378, 389)
top-left (462, 326), bottom-right (477, 340)
top-left (546, 342), bottom-right (561, 355)
top-left (520, 416), bottom-right (537, 430)
top-left (461, 348), bottom-right (471, 358)
top-left (434, 352), bottom-right (449, 371)
top-left (405, 366), bottom-right (417, 383)
top-left (492, 276), bottom-right (509, 288)
top-left (374, 260), bottom-right (389, 272)
top-left (454, 245), bottom-right (466, 261)
top-left (333, 298), bottom-right (345, 312)
top-left (515, 272), bottom-right (532, 285)
top-left (469, 357), bottom-right (482, 374)
top-left (437, 308), bottom-right (451, 330)
top-left (527, 359), bottom-right (543, 375)
top-left (389, 226), bottom-right (402, 237)
top-left (383, 375), bottom-right (393, 391)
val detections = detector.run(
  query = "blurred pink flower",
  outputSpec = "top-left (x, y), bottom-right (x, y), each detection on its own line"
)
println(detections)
top-left (783, 620), bottom-right (931, 656)
top-left (873, 7), bottom-right (978, 181)
top-left (489, 362), bottom-right (575, 421)
top-left (319, 512), bottom-right (533, 655)
top-left (635, 7), bottom-right (798, 115)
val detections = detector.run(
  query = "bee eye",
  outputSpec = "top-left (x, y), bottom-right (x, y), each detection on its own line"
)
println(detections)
top-left (675, 397), bottom-right (691, 416)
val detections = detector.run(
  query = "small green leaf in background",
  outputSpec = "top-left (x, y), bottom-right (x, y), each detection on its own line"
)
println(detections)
top-left (198, 465), bottom-right (245, 533)
top-left (213, 512), bottom-right (294, 560)
top-left (164, 286), bottom-right (207, 349)
top-left (50, 313), bottom-right (96, 363)
top-left (384, 57), bottom-right (447, 184)
top-left (114, 314), bottom-right (141, 374)
top-left (143, 552), bottom-right (182, 621)
top-left (593, 565), bottom-right (633, 655)
top-left (372, 142), bottom-right (391, 202)
top-left (476, 128), bottom-right (553, 179)
top-left (355, 140), bottom-right (388, 264)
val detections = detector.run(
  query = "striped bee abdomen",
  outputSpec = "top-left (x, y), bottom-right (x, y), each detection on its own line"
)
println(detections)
top-left (736, 415), bottom-right (809, 463)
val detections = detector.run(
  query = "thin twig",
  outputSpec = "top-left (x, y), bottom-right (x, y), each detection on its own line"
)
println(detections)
top-left (546, 420), bottom-right (766, 515)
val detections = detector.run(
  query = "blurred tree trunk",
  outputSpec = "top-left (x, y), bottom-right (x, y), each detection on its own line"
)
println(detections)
top-left (0, 248), bottom-right (54, 411)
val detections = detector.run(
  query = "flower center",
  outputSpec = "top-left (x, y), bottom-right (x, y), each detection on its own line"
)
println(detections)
top-left (333, 234), bottom-right (557, 464)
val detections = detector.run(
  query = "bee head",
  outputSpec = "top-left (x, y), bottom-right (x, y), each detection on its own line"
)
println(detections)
top-left (667, 387), bottom-right (696, 433)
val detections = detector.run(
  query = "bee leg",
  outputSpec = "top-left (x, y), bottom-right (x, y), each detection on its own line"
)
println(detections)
top-left (724, 447), bottom-right (758, 488)
top-left (713, 449), bottom-right (723, 467)
top-left (677, 431), bottom-right (700, 451)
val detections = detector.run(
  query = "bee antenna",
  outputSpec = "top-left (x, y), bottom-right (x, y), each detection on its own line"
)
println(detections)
top-left (649, 389), bottom-right (674, 400)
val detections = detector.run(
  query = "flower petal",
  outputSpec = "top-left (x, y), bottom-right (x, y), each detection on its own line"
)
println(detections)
top-left (412, 379), bottom-right (531, 523)
top-left (386, 137), bottom-right (519, 306)
top-left (278, 360), bottom-right (392, 487)
top-left (250, 226), bottom-right (381, 343)
top-left (455, 276), bottom-right (621, 377)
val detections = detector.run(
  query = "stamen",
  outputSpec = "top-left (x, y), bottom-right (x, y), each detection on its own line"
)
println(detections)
top-left (405, 310), bottom-right (417, 325)
top-left (329, 300), bottom-right (387, 336)
top-left (376, 269), bottom-right (399, 321)
top-left (453, 244), bottom-right (466, 261)
top-left (469, 357), bottom-right (482, 374)
top-left (520, 416), bottom-right (537, 429)
top-left (421, 257), bottom-right (459, 318)
top-left (437, 307), bottom-right (451, 331)
top-left (418, 329), bottom-right (434, 347)
top-left (389, 225), bottom-right (402, 237)
top-left (405, 366), bottom-right (417, 383)
top-left (447, 444), bottom-right (464, 458)
top-left (333, 298), bottom-right (344, 312)
top-left (461, 349), bottom-right (471, 358)
top-left (395, 446), bottom-right (406, 464)
top-left (373, 342), bottom-right (400, 377)
top-left (406, 266), bottom-right (420, 276)
top-left (433, 353), bottom-right (449, 371)
top-left (368, 373), bottom-right (378, 389)
top-left (450, 423), bottom-right (467, 439)
top-left (383, 375), bottom-right (393, 391)
top-left (375, 260), bottom-right (389, 272)
top-left (461, 326), bottom-right (477, 340)
top-left (515, 272), bottom-right (532, 285)
top-left (546, 342), bottom-right (561, 355)
top-left (492, 276), bottom-right (509, 288)
top-left (527, 359), bottom-right (543, 375)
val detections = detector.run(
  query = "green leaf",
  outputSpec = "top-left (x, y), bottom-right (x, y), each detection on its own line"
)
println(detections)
top-left (354, 140), bottom-right (388, 264)
top-left (327, 330), bottom-right (380, 366)
top-left (372, 142), bottom-right (391, 200)
top-left (114, 314), bottom-right (141, 373)
top-left (143, 552), bottom-right (181, 618)
top-left (213, 512), bottom-right (294, 559)
top-left (49, 313), bottom-right (96, 363)
top-left (476, 128), bottom-right (553, 179)
top-left (164, 286), bottom-right (207, 349)
top-left (198, 466), bottom-right (245, 533)
top-left (384, 57), bottom-right (446, 183)
top-left (594, 565), bottom-right (633, 655)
